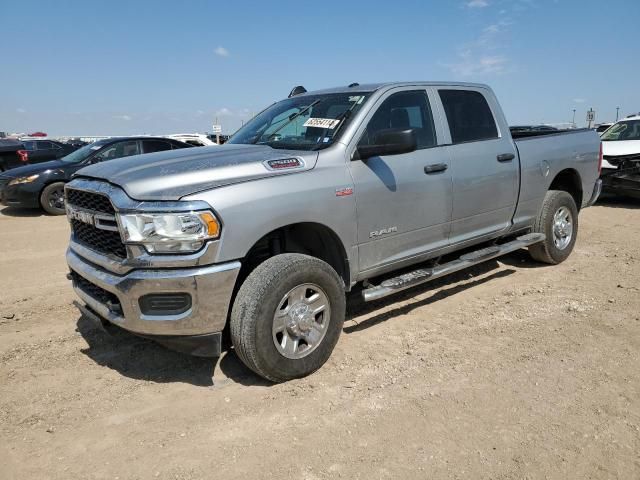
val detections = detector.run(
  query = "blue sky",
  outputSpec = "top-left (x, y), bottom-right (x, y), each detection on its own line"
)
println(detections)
top-left (1, 0), bottom-right (638, 135)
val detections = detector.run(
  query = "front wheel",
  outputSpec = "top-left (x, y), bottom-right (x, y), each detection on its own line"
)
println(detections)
top-left (230, 253), bottom-right (346, 382)
top-left (529, 190), bottom-right (578, 264)
top-left (40, 182), bottom-right (67, 215)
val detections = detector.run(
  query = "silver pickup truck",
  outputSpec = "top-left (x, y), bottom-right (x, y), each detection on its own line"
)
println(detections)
top-left (65, 82), bottom-right (602, 382)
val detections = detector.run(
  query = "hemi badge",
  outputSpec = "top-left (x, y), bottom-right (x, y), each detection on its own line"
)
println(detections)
top-left (267, 158), bottom-right (302, 169)
top-left (335, 187), bottom-right (353, 197)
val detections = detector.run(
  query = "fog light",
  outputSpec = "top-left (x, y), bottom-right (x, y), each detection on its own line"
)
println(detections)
top-left (139, 293), bottom-right (192, 316)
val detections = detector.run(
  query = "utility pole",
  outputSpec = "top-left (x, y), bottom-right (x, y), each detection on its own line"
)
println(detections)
top-left (616, 106), bottom-right (620, 122)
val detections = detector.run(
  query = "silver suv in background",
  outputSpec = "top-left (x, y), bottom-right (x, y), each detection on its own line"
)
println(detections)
top-left (64, 82), bottom-right (602, 382)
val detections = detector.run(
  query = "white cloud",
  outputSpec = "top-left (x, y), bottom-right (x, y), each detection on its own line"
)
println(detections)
top-left (445, 51), bottom-right (508, 76)
top-left (573, 98), bottom-right (586, 104)
top-left (215, 107), bottom-right (232, 116)
top-left (16, 108), bottom-right (26, 113)
top-left (483, 24), bottom-right (500, 34)
top-left (466, 0), bottom-right (489, 7)
top-left (113, 114), bottom-right (132, 121)
top-left (214, 46), bottom-right (230, 57)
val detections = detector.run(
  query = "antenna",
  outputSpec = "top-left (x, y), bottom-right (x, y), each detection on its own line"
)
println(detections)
top-left (288, 86), bottom-right (307, 98)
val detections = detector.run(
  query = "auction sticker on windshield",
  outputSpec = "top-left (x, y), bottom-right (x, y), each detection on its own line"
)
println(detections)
top-left (303, 118), bottom-right (340, 129)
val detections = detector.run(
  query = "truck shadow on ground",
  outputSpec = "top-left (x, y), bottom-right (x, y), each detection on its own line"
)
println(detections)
top-left (76, 256), bottom-right (522, 387)
top-left (0, 206), bottom-right (47, 217)
top-left (76, 316), bottom-right (219, 387)
top-left (344, 260), bottom-right (516, 333)
top-left (596, 194), bottom-right (640, 210)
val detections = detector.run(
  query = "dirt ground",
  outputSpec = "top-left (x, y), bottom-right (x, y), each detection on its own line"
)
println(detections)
top-left (1, 197), bottom-right (639, 480)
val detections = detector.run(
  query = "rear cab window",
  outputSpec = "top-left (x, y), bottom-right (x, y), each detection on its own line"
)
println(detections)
top-left (438, 89), bottom-right (498, 143)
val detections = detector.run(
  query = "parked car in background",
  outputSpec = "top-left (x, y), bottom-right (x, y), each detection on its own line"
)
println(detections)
top-left (61, 138), bottom-right (89, 148)
top-left (600, 114), bottom-right (640, 198)
top-left (0, 136), bottom-right (191, 214)
top-left (0, 138), bottom-right (25, 171)
top-left (595, 122), bottom-right (613, 134)
top-left (509, 125), bottom-right (559, 136)
top-left (64, 81), bottom-right (601, 382)
top-left (208, 134), bottom-right (231, 144)
top-left (0, 138), bottom-right (78, 171)
top-left (166, 133), bottom-right (217, 147)
top-left (21, 139), bottom-right (80, 164)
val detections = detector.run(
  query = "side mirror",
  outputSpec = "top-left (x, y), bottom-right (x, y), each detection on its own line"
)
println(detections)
top-left (356, 128), bottom-right (417, 160)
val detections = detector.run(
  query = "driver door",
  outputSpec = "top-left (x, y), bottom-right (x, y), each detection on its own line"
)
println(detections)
top-left (348, 89), bottom-right (453, 276)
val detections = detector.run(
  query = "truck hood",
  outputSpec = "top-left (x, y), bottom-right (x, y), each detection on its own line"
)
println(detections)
top-left (602, 140), bottom-right (640, 156)
top-left (75, 144), bottom-right (319, 200)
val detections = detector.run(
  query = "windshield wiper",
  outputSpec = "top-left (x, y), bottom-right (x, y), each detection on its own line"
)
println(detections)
top-left (255, 99), bottom-right (321, 144)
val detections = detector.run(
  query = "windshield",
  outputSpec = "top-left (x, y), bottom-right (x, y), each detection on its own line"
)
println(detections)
top-left (60, 140), bottom-right (110, 163)
top-left (228, 92), bottom-right (371, 150)
top-left (601, 120), bottom-right (640, 141)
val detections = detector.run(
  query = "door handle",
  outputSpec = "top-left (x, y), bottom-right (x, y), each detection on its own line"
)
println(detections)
top-left (424, 163), bottom-right (448, 174)
top-left (497, 153), bottom-right (515, 162)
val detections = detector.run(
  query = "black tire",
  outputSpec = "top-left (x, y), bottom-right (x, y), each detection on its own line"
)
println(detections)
top-left (529, 190), bottom-right (578, 264)
top-left (230, 253), bottom-right (346, 382)
top-left (40, 182), bottom-right (67, 215)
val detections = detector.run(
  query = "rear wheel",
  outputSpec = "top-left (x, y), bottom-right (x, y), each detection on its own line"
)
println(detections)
top-left (230, 253), bottom-right (345, 382)
top-left (529, 190), bottom-right (578, 264)
top-left (40, 182), bottom-right (67, 215)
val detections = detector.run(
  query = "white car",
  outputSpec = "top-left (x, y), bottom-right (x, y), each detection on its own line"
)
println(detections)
top-left (600, 115), bottom-right (640, 169)
top-left (600, 114), bottom-right (640, 198)
top-left (166, 133), bottom-right (218, 147)
top-left (595, 122), bottom-right (613, 134)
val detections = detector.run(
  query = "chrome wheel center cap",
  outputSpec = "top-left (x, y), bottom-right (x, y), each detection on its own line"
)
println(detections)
top-left (287, 303), bottom-right (313, 336)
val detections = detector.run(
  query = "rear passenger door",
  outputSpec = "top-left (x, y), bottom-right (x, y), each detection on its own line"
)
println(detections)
top-left (436, 88), bottom-right (518, 244)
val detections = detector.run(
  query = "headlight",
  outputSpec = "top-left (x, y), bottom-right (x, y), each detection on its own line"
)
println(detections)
top-left (8, 174), bottom-right (39, 186)
top-left (119, 211), bottom-right (220, 253)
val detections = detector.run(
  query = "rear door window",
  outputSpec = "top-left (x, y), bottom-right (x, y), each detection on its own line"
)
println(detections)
top-left (439, 90), bottom-right (498, 143)
top-left (22, 141), bottom-right (36, 150)
top-left (36, 141), bottom-right (54, 150)
top-left (142, 140), bottom-right (173, 153)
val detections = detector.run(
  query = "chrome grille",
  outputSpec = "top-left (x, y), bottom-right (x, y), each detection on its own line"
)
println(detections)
top-left (66, 188), bottom-right (115, 215)
top-left (66, 188), bottom-right (127, 259)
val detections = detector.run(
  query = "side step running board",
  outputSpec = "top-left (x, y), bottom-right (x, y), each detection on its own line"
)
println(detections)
top-left (362, 233), bottom-right (545, 302)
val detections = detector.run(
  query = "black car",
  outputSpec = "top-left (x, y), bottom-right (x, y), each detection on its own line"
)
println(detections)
top-left (0, 138), bottom-right (25, 171)
top-left (0, 136), bottom-right (192, 215)
top-left (22, 139), bottom-right (79, 164)
top-left (0, 139), bottom-right (80, 171)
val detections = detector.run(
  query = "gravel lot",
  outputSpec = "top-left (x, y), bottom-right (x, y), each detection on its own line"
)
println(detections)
top-left (1, 197), bottom-right (639, 480)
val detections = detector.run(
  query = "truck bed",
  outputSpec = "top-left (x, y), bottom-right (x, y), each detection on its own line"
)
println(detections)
top-left (511, 128), bottom-right (591, 140)
top-left (509, 128), bottom-right (601, 231)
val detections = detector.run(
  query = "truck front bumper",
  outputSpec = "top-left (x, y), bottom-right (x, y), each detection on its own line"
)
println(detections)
top-left (67, 248), bottom-right (241, 357)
